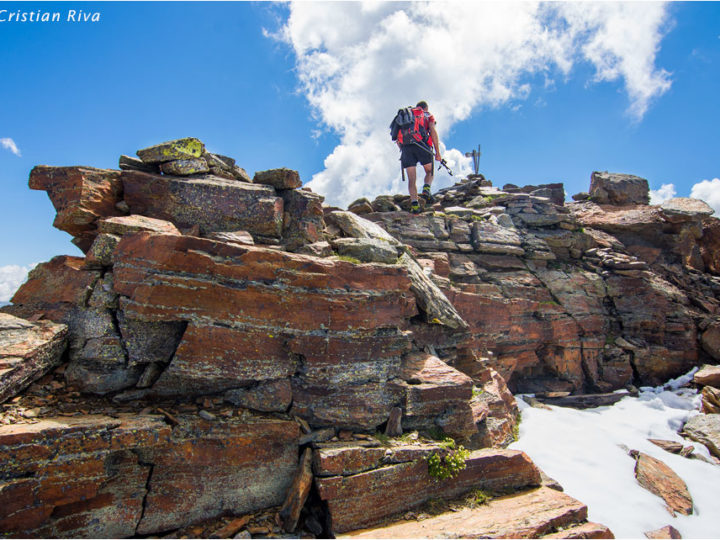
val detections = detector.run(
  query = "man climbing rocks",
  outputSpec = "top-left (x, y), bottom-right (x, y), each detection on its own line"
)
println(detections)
top-left (395, 101), bottom-right (442, 214)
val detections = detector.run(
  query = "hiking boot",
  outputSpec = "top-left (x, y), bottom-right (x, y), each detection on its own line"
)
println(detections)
top-left (410, 200), bottom-right (421, 215)
top-left (421, 185), bottom-right (434, 203)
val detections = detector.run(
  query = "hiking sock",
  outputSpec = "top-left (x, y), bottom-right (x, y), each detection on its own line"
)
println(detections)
top-left (421, 184), bottom-right (434, 202)
top-left (410, 200), bottom-right (421, 214)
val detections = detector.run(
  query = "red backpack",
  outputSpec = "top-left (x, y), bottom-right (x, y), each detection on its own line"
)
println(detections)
top-left (390, 106), bottom-right (430, 147)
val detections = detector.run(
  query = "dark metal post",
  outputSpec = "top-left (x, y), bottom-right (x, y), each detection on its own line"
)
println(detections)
top-left (464, 145), bottom-right (481, 175)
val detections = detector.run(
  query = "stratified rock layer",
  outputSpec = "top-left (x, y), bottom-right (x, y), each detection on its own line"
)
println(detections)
top-left (0, 313), bottom-right (67, 404)
top-left (122, 171), bottom-right (284, 238)
top-left (343, 487), bottom-right (595, 539)
top-left (0, 414), bottom-right (297, 537)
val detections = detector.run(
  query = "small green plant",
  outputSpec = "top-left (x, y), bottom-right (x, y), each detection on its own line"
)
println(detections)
top-left (511, 411), bottom-right (522, 442)
top-left (472, 386), bottom-right (484, 398)
top-left (373, 431), bottom-right (392, 446)
top-left (466, 488), bottom-right (491, 508)
top-left (427, 438), bottom-right (470, 481)
top-left (425, 426), bottom-right (446, 441)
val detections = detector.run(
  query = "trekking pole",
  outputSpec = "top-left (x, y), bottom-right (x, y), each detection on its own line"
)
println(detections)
top-left (431, 146), bottom-right (454, 176)
top-left (438, 158), bottom-right (454, 176)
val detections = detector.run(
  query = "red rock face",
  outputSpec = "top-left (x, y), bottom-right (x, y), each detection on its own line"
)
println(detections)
top-left (121, 171), bottom-right (284, 238)
top-left (0, 414), bottom-right (298, 537)
top-left (700, 217), bottom-right (720, 274)
top-left (111, 232), bottom-right (427, 430)
top-left (151, 324), bottom-right (298, 396)
top-left (29, 166), bottom-right (124, 251)
top-left (136, 417), bottom-right (299, 534)
top-left (11, 256), bottom-right (99, 308)
top-left (446, 278), bottom-right (588, 394)
top-left (114, 233), bottom-right (416, 331)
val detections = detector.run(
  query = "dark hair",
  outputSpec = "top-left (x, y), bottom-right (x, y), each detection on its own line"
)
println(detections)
top-left (416, 101), bottom-right (428, 110)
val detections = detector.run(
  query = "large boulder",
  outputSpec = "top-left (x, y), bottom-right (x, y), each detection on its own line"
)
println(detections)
top-left (694, 364), bottom-right (720, 387)
top-left (121, 171), bottom-right (284, 238)
top-left (254, 168), bottom-right (302, 190)
top-left (281, 188), bottom-right (325, 251)
top-left (682, 414), bottom-right (720, 459)
top-left (589, 172), bottom-right (650, 206)
top-left (399, 253), bottom-right (468, 330)
top-left (661, 197), bottom-right (714, 223)
top-left (136, 137), bottom-right (205, 163)
top-left (327, 210), bottom-right (402, 246)
top-left (29, 166), bottom-right (124, 251)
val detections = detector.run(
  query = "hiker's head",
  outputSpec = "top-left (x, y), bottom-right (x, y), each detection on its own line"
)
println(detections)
top-left (416, 101), bottom-right (428, 111)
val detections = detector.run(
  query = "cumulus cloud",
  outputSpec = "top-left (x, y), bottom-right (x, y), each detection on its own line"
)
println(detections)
top-left (690, 178), bottom-right (720, 215)
top-left (0, 264), bottom-right (35, 303)
top-left (1, 137), bottom-right (21, 157)
top-left (276, 2), bottom-right (672, 207)
top-left (649, 183), bottom-right (676, 205)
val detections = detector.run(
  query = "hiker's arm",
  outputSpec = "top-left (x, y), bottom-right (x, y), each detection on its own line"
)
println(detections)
top-left (429, 122), bottom-right (441, 160)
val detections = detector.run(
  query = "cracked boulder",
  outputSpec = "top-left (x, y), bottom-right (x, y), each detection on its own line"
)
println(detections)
top-left (589, 171), bottom-right (650, 206)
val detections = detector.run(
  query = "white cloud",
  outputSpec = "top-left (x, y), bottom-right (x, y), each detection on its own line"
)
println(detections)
top-left (277, 2), bottom-right (672, 207)
top-left (1, 137), bottom-right (21, 157)
top-left (0, 264), bottom-right (36, 303)
top-left (557, 2), bottom-right (672, 120)
top-left (690, 178), bottom-right (720, 215)
top-left (649, 183), bottom-right (676, 205)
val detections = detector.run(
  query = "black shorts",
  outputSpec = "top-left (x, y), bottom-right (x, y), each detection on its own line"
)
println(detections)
top-left (401, 143), bottom-right (433, 169)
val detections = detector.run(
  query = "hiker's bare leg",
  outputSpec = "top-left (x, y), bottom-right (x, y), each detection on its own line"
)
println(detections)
top-left (406, 166), bottom-right (418, 200)
top-left (422, 162), bottom-right (434, 188)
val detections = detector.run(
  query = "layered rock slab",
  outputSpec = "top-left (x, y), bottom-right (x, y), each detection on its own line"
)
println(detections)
top-left (29, 166), bottom-right (123, 251)
top-left (315, 446), bottom-right (541, 533)
top-left (121, 171), bottom-right (284, 238)
top-left (113, 232), bottom-right (422, 429)
top-left (0, 414), bottom-right (298, 537)
top-left (682, 414), bottom-right (720, 459)
top-left (113, 232), bottom-right (415, 331)
top-left (342, 487), bottom-right (597, 539)
top-left (630, 451), bottom-right (693, 517)
top-left (0, 313), bottom-right (67, 403)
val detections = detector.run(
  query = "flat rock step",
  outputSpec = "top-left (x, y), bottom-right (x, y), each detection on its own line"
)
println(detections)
top-left (317, 448), bottom-right (542, 533)
top-left (534, 390), bottom-right (633, 409)
top-left (342, 487), bottom-right (612, 539)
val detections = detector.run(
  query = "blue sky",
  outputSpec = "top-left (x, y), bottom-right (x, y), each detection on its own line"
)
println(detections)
top-left (1, 1), bottom-right (719, 300)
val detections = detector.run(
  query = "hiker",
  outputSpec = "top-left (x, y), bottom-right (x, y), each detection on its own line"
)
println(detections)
top-left (393, 101), bottom-right (442, 214)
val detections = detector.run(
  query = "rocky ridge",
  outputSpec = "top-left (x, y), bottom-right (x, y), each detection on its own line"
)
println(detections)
top-left (2, 137), bottom-right (720, 537)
